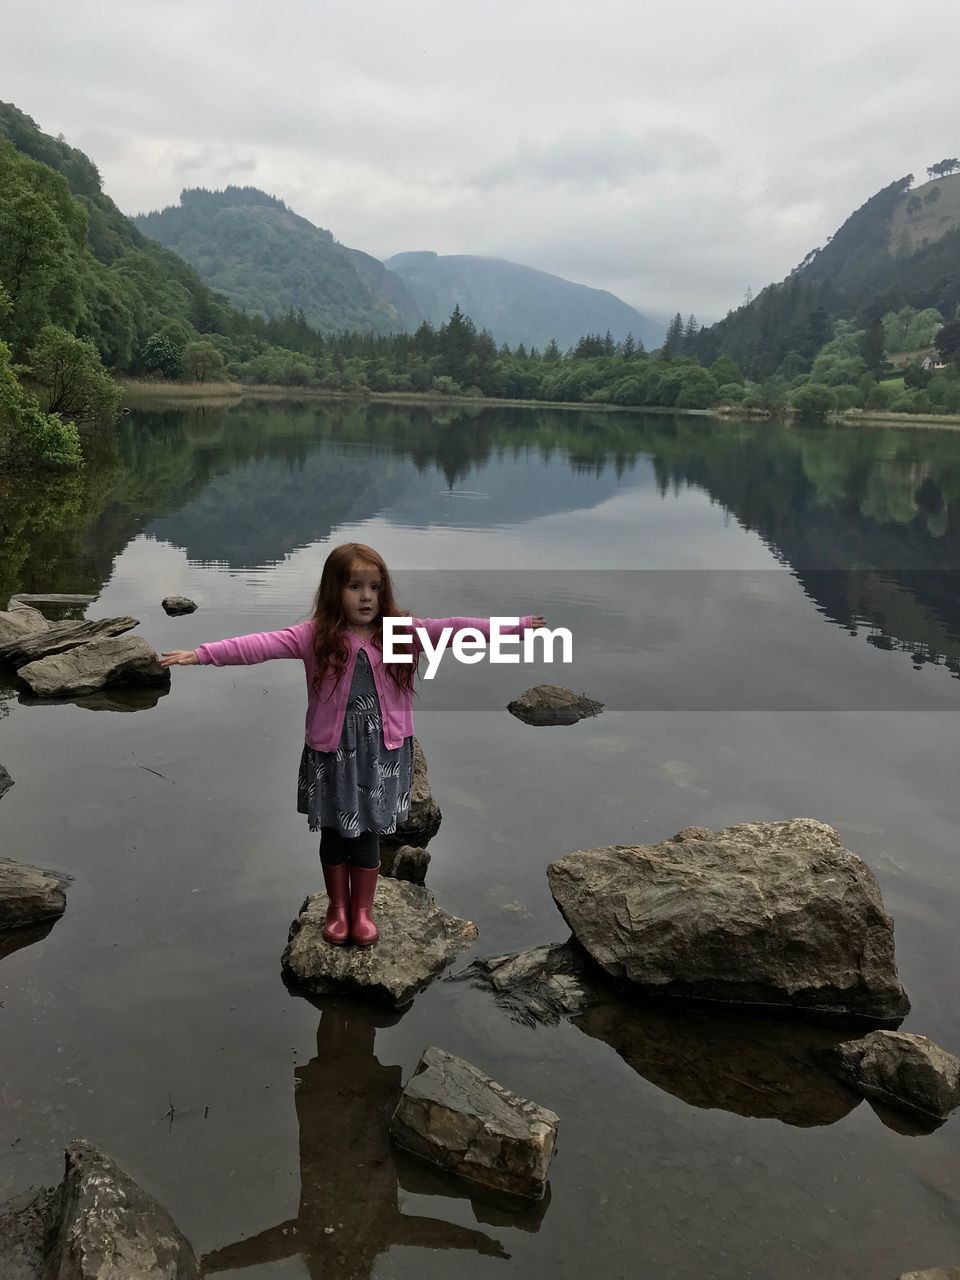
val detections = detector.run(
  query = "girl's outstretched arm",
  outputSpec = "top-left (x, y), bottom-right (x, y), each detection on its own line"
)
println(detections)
top-left (162, 621), bottom-right (314, 669)
top-left (413, 614), bottom-right (542, 643)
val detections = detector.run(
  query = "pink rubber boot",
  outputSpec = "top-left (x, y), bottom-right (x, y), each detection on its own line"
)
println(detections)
top-left (321, 861), bottom-right (351, 945)
top-left (349, 864), bottom-right (381, 946)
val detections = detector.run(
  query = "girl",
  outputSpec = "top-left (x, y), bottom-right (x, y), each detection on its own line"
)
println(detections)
top-left (161, 542), bottom-right (542, 949)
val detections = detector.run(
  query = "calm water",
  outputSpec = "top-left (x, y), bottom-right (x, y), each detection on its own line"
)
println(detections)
top-left (1, 400), bottom-right (959, 1279)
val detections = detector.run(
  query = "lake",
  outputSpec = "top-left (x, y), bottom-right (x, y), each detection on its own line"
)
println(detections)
top-left (1, 399), bottom-right (959, 1279)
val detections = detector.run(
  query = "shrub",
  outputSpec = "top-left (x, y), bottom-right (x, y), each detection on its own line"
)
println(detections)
top-left (791, 383), bottom-right (837, 421)
top-left (25, 325), bottom-right (120, 423)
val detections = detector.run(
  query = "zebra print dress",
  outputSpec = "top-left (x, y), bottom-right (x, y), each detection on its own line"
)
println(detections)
top-left (297, 648), bottom-right (413, 837)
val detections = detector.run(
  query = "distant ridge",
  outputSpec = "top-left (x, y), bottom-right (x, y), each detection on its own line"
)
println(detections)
top-left (387, 250), bottom-right (663, 351)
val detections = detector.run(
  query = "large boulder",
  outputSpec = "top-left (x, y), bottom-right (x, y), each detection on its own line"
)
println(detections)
top-left (821, 1031), bottom-right (960, 1122)
top-left (282, 878), bottom-right (477, 1007)
top-left (547, 819), bottom-right (909, 1023)
top-left (506, 684), bottom-right (603, 726)
top-left (0, 602), bottom-right (49, 647)
top-left (391, 738), bottom-right (442, 845)
top-left (0, 858), bottom-right (69, 931)
top-left (0, 617), bottom-right (139, 669)
top-left (17, 635), bottom-right (170, 698)
top-left (0, 1140), bottom-right (198, 1279)
top-left (389, 1046), bottom-right (559, 1200)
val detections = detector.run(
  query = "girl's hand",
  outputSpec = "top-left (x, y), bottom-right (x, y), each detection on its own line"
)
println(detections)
top-left (160, 650), bottom-right (199, 667)
top-left (530, 615), bottom-right (546, 629)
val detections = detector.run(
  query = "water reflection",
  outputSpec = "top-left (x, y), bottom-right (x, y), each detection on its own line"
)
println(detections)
top-left (200, 1002), bottom-right (511, 1278)
top-left (574, 1002), bottom-right (862, 1128)
top-left (0, 920), bottom-right (56, 961)
top-left (2, 402), bottom-right (960, 677)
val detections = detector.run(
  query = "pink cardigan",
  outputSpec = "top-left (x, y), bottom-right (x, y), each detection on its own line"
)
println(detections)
top-left (195, 616), bottom-right (533, 751)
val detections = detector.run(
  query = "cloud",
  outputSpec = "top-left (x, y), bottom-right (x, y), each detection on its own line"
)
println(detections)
top-left (4, 0), bottom-right (960, 318)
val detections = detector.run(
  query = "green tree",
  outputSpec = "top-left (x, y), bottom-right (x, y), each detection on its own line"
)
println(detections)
top-left (0, 339), bottom-right (82, 469)
top-left (140, 332), bottom-right (183, 379)
top-left (661, 312), bottom-right (684, 359)
top-left (903, 361), bottom-right (932, 389)
top-left (24, 325), bottom-right (120, 423)
top-left (858, 318), bottom-right (885, 377)
top-left (791, 383), bottom-right (837, 421)
top-left (710, 355), bottom-right (744, 385)
top-left (182, 339), bottom-right (225, 383)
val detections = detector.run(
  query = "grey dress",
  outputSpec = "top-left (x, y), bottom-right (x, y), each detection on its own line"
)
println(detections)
top-left (297, 648), bottom-right (413, 837)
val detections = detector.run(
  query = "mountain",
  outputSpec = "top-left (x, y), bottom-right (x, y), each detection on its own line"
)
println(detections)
top-left (386, 251), bottom-right (663, 351)
top-left (0, 102), bottom-right (280, 369)
top-left (134, 188), bottom-right (423, 336)
top-left (696, 170), bottom-right (960, 378)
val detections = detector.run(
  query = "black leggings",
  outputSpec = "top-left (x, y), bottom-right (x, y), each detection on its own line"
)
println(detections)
top-left (319, 827), bottom-right (380, 869)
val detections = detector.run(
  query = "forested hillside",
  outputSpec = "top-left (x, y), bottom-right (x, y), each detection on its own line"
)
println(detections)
top-left (695, 170), bottom-right (960, 378)
top-left (386, 250), bottom-right (663, 351)
top-left (134, 188), bottom-right (423, 335)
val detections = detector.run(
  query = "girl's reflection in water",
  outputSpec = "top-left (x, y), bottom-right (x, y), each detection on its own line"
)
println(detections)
top-left (201, 1002), bottom-right (518, 1278)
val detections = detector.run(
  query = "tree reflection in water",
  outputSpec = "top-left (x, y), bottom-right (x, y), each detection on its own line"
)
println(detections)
top-left (201, 1002), bottom-right (517, 1278)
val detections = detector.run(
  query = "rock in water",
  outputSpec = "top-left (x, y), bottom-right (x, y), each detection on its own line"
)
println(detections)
top-left (379, 843), bottom-right (431, 884)
top-left (389, 1046), bottom-right (559, 1200)
top-left (0, 764), bottom-right (12, 801)
top-left (455, 942), bottom-right (610, 1026)
top-left (0, 1140), bottom-right (198, 1278)
top-left (0, 602), bottom-right (49, 646)
top-left (506, 684), bottom-right (603, 726)
top-left (282, 878), bottom-right (477, 1006)
top-left (821, 1031), bottom-right (960, 1121)
top-left (392, 738), bottom-right (442, 844)
top-left (0, 858), bottom-right (69, 931)
top-left (546, 819), bottom-right (909, 1022)
top-left (17, 635), bottom-right (170, 698)
top-left (897, 1271), bottom-right (960, 1279)
top-left (0, 617), bottom-right (139, 669)
top-left (162, 596), bottom-right (198, 615)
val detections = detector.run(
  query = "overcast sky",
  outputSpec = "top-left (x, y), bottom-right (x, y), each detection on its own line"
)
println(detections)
top-left (7, 0), bottom-right (960, 321)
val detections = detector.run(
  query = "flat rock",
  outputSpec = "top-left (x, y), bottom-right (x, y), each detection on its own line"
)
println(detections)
top-left (547, 819), bottom-right (909, 1023)
top-left (821, 1030), bottom-right (960, 1121)
top-left (392, 737), bottom-right (442, 845)
top-left (389, 1046), bottom-right (558, 1200)
top-left (380, 843), bottom-right (431, 884)
top-left (10, 593), bottom-right (97, 606)
top-left (0, 603), bottom-right (49, 647)
top-left (282, 878), bottom-right (477, 1006)
top-left (0, 1140), bottom-right (198, 1279)
top-left (898, 1271), bottom-right (960, 1279)
top-left (0, 857), bottom-right (69, 931)
top-left (455, 942), bottom-right (610, 1026)
top-left (18, 635), bottom-right (170, 698)
top-left (506, 684), bottom-right (603, 726)
top-left (0, 763), bottom-right (12, 800)
top-left (162, 596), bottom-right (197, 615)
top-left (0, 617), bottom-right (139, 669)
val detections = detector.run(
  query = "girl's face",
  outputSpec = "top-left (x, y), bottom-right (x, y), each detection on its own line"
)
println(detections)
top-left (341, 560), bottom-right (381, 627)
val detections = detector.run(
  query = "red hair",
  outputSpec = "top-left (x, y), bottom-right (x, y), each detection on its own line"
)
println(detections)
top-left (311, 543), bottom-right (415, 695)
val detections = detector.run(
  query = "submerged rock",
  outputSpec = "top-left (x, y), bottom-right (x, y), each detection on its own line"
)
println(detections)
top-left (0, 1140), bottom-right (198, 1279)
top-left (162, 595), bottom-right (198, 615)
top-left (547, 819), bottom-right (910, 1023)
top-left (389, 1046), bottom-right (559, 1200)
top-left (506, 684), bottom-right (603, 726)
top-left (0, 616), bottom-right (139, 669)
top-left (282, 878), bottom-right (477, 1007)
top-left (0, 602), bottom-right (49, 647)
top-left (897, 1271), bottom-right (960, 1279)
top-left (18, 635), bottom-right (170, 698)
top-left (821, 1030), bottom-right (960, 1122)
top-left (455, 942), bottom-right (610, 1026)
top-left (0, 763), bottom-right (12, 801)
top-left (392, 738), bottom-right (442, 845)
top-left (0, 858), bottom-right (69, 931)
